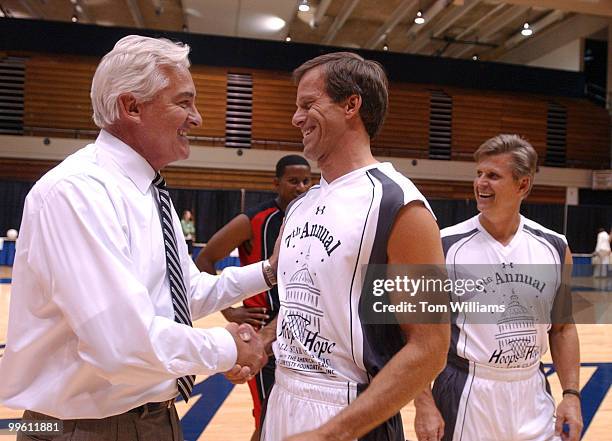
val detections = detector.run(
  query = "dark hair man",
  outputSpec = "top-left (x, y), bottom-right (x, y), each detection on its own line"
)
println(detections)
top-left (260, 52), bottom-right (449, 441)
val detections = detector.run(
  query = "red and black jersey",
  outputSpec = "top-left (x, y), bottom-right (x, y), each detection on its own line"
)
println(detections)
top-left (239, 199), bottom-right (283, 318)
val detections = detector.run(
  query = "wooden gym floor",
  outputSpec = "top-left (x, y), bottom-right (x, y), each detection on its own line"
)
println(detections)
top-left (0, 266), bottom-right (610, 440)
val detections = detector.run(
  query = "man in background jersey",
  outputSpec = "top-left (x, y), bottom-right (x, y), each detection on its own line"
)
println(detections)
top-left (414, 134), bottom-right (582, 441)
top-left (261, 52), bottom-right (449, 441)
top-left (196, 154), bottom-right (311, 440)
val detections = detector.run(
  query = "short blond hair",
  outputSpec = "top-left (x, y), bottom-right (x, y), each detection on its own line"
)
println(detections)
top-left (474, 134), bottom-right (538, 192)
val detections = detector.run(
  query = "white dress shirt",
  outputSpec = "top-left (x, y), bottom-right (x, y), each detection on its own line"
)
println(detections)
top-left (0, 130), bottom-right (269, 418)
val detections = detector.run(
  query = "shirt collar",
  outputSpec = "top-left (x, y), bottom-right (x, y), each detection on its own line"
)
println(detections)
top-left (95, 130), bottom-right (156, 194)
top-left (319, 162), bottom-right (383, 189)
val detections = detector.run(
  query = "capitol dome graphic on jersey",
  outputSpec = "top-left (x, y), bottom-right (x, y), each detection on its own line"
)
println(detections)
top-left (285, 247), bottom-right (323, 335)
top-left (289, 264), bottom-right (315, 286)
top-left (494, 294), bottom-right (537, 361)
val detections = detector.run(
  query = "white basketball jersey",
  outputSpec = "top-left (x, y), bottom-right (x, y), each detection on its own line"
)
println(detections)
top-left (441, 214), bottom-right (567, 369)
top-left (274, 162), bottom-right (433, 385)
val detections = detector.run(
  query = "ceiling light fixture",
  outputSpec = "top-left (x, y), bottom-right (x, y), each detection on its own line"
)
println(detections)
top-left (472, 54), bottom-right (479, 61)
top-left (298, 0), bottom-right (310, 13)
top-left (414, 10), bottom-right (425, 25)
top-left (285, 35), bottom-right (292, 42)
top-left (383, 42), bottom-right (389, 51)
top-left (521, 22), bottom-right (533, 36)
top-left (71, 10), bottom-right (78, 22)
top-left (264, 16), bottom-right (286, 31)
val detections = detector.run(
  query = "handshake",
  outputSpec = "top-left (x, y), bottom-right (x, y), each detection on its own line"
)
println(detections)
top-left (224, 322), bottom-right (269, 383)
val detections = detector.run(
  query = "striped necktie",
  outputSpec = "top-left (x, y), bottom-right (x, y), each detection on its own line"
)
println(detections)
top-left (152, 172), bottom-right (195, 402)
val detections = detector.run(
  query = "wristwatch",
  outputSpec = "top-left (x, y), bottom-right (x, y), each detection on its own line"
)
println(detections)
top-left (562, 389), bottom-right (581, 400)
top-left (262, 259), bottom-right (277, 287)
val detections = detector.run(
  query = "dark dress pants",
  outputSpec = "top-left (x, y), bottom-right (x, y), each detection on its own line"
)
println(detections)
top-left (16, 403), bottom-right (183, 441)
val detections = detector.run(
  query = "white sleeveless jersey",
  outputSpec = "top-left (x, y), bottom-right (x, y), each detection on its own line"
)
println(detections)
top-left (441, 214), bottom-right (567, 369)
top-left (273, 162), bottom-right (433, 385)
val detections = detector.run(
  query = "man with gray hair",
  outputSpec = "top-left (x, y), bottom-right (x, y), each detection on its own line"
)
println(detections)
top-left (0, 35), bottom-right (272, 440)
top-left (414, 134), bottom-right (582, 441)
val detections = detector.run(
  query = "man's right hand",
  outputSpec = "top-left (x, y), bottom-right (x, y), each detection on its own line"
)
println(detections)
top-left (225, 322), bottom-right (268, 382)
top-left (222, 306), bottom-right (269, 327)
top-left (414, 400), bottom-right (445, 441)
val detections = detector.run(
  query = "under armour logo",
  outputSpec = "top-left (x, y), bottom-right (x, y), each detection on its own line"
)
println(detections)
top-left (315, 206), bottom-right (326, 215)
top-left (501, 262), bottom-right (514, 269)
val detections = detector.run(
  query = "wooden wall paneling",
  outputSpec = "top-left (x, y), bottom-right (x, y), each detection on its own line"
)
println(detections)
top-left (190, 66), bottom-right (227, 140)
top-left (24, 56), bottom-right (98, 131)
top-left (0, 157), bottom-right (285, 191)
top-left (525, 184), bottom-right (567, 204)
top-left (500, 93), bottom-right (548, 160)
top-left (412, 177), bottom-right (565, 204)
top-left (13, 51), bottom-right (610, 171)
top-left (251, 70), bottom-right (302, 151)
top-left (163, 167), bottom-right (322, 191)
top-left (0, 157), bottom-right (563, 203)
top-left (560, 98), bottom-right (610, 169)
top-left (412, 179), bottom-right (470, 200)
top-left (450, 89), bottom-right (503, 160)
top-left (373, 83), bottom-right (430, 158)
top-left (164, 166), bottom-right (278, 190)
top-left (0, 158), bottom-right (59, 182)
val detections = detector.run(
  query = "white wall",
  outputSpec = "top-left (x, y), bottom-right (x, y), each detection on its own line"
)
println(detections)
top-left (528, 38), bottom-right (582, 71)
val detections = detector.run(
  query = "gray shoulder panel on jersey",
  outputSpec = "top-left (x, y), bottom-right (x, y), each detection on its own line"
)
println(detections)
top-left (441, 228), bottom-right (479, 359)
top-left (358, 167), bottom-right (414, 380)
top-left (366, 168), bottom-right (407, 264)
top-left (523, 224), bottom-right (567, 262)
top-left (355, 167), bottom-right (409, 440)
top-left (441, 228), bottom-right (479, 258)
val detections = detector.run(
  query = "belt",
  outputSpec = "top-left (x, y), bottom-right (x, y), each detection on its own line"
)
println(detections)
top-left (128, 399), bottom-right (175, 414)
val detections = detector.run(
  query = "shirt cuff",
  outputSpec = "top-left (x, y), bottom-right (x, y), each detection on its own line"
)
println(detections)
top-left (237, 261), bottom-right (271, 296)
top-left (200, 327), bottom-right (237, 372)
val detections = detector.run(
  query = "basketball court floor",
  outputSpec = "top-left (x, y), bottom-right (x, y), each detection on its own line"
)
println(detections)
top-left (0, 265), bottom-right (610, 440)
